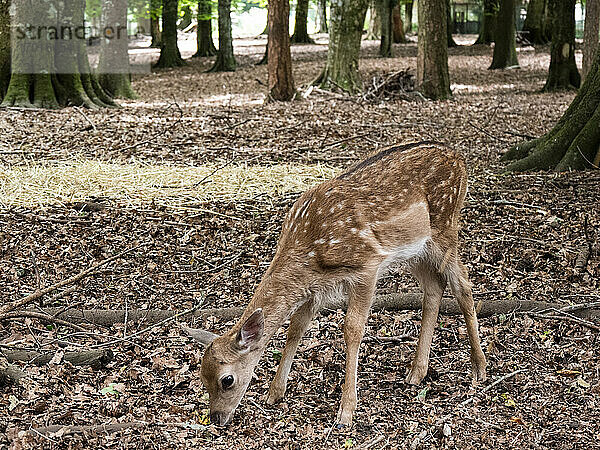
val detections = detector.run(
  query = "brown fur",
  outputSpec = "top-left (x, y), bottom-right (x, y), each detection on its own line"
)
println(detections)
top-left (198, 142), bottom-right (487, 426)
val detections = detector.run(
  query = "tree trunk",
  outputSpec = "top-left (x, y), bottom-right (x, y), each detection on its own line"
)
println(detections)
top-left (194, 0), bottom-right (217, 57)
top-left (366, 1), bottom-right (381, 40)
top-left (446, 0), bottom-right (457, 47)
top-left (0, 0), bottom-right (10, 100)
top-left (98, 0), bottom-right (137, 99)
top-left (154, 0), bottom-right (185, 68)
top-left (318, 0), bottom-right (328, 33)
top-left (376, 0), bottom-right (393, 56)
top-left (291, 0), bottom-right (315, 43)
top-left (582, 0), bottom-right (600, 81)
top-left (474, 0), bottom-right (497, 44)
top-left (150, 0), bottom-right (162, 48)
top-left (2, 0), bottom-right (110, 109)
top-left (503, 47), bottom-right (600, 171)
top-left (489, 0), bottom-right (519, 69)
top-left (417, 0), bottom-right (451, 99)
top-left (268, 0), bottom-right (295, 100)
top-left (404, 1), bottom-right (413, 33)
top-left (392, 4), bottom-right (406, 43)
top-left (522, 0), bottom-right (549, 44)
top-left (315, 0), bottom-right (369, 93)
top-left (178, 3), bottom-right (193, 29)
top-left (543, 0), bottom-right (580, 90)
top-left (209, 0), bottom-right (236, 71)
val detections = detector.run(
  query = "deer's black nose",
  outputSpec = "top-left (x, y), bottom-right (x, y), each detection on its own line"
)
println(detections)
top-left (210, 411), bottom-right (229, 426)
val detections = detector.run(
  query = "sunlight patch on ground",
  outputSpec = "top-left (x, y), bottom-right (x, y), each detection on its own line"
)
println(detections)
top-left (0, 161), bottom-right (338, 209)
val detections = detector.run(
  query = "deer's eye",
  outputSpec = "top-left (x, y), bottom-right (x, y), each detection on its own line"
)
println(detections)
top-left (221, 375), bottom-right (234, 390)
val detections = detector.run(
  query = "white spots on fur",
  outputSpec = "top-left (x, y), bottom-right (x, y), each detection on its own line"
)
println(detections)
top-left (315, 238), bottom-right (326, 244)
top-left (329, 207), bottom-right (335, 213)
top-left (329, 238), bottom-right (341, 245)
top-left (308, 251), bottom-right (316, 257)
top-left (350, 228), bottom-right (358, 233)
top-left (321, 223), bottom-right (328, 228)
top-left (345, 217), bottom-right (352, 223)
top-left (317, 208), bottom-right (323, 215)
top-left (359, 228), bottom-right (370, 238)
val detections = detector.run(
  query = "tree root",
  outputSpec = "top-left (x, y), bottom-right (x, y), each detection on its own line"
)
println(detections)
top-left (2, 349), bottom-right (114, 369)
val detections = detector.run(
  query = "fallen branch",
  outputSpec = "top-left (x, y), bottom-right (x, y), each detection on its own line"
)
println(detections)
top-left (1, 311), bottom-right (90, 334)
top-left (0, 357), bottom-right (28, 387)
top-left (32, 294), bottom-right (600, 330)
top-left (2, 349), bottom-right (114, 369)
top-left (0, 245), bottom-right (143, 316)
top-left (23, 422), bottom-right (147, 437)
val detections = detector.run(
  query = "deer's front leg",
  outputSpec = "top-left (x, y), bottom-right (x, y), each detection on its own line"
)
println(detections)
top-left (337, 278), bottom-right (376, 426)
top-left (266, 299), bottom-right (317, 405)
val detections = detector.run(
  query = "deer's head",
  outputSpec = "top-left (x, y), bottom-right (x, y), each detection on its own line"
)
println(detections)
top-left (192, 309), bottom-right (265, 426)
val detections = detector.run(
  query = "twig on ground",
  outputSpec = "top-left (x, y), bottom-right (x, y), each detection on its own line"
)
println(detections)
top-left (459, 369), bottom-right (526, 407)
top-left (0, 244), bottom-right (143, 315)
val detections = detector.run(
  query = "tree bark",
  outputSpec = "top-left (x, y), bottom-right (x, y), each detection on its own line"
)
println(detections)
top-left (318, 0), bottom-right (328, 33)
top-left (543, 0), bottom-right (580, 90)
top-left (194, 0), bottom-right (217, 57)
top-left (446, 0), bottom-right (457, 47)
top-left (376, 0), bottom-right (394, 56)
top-left (417, 0), bottom-right (451, 99)
top-left (0, 0), bottom-right (9, 100)
top-left (291, 0), bottom-right (315, 43)
top-left (392, 4), bottom-right (406, 43)
top-left (474, 0), bottom-right (497, 44)
top-left (503, 47), bottom-right (600, 171)
top-left (98, 0), bottom-right (137, 99)
top-left (582, 0), bottom-right (600, 81)
top-left (154, 0), bottom-right (185, 68)
top-left (2, 349), bottom-right (114, 369)
top-left (150, 0), bottom-right (162, 48)
top-left (268, 0), bottom-right (296, 100)
top-left (366, 1), bottom-right (381, 40)
top-left (489, 0), bottom-right (519, 69)
top-left (315, 0), bottom-right (369, 93)
top-left (208, 0), bottom-right (236, 72)
top-left (404, 1), bottom-right (413, 33)
top-left (1, 0), bottom-right (111, 109)
top-left (522, 0), bottom-right (549, 44)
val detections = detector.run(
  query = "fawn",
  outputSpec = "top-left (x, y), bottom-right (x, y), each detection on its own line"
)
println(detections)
top-left (191, 141), bottom-right (487, 426)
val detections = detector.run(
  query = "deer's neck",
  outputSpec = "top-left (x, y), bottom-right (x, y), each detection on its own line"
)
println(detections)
top-left (228, 269), bottom-right (309, 348)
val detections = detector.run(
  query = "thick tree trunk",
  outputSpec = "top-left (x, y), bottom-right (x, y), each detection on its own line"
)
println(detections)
top-left (291, 0), bottom-right (315, 43)
top-left (194, 0), bottom-right (217, 57)
top-left (98, 0), bottom-right (137, 99)
top-left (404, 1), bottom-right (413, 33)
top-left (155, 0), bottom-right (185, 68)
top-left (178, 3), bottom-right (192, 29)
top-left (503, 47), bottom-right (600, 171)
top-left (318, 0), bottom-right (328, 33)
top-left (150, 0), bottom-right (162, 48)
top-left (522, 0), bottom-right (549, 44)
top-left (543, 0), bottom-right (580, 90)
top-left (489, 0), bottom-right (519, 69)
top-left (392, 5), bottom-right (406, 43)
top-left (582, 0), bottom-right (600, 81)
top-left (209, 0), bottom-right (236, 71)
top-left (0, 0), bottom-right (10, 101)
top-left (316, 0), bottom-right (369, 93)
top-left (268, 0), bottom-right (295, 100)
top-left (376, 0), bottom-right (394, 56)
top-left (474, 0), bottom-right (497, 44)
top-left (446, 0), bottom-right (457, 47)
top-left (2, 0), bottom-right (110, 109)
top-left (417, 0), bottom-right (451, 99)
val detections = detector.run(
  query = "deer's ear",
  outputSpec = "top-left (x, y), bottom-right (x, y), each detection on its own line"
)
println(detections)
top-left (182, 325), bottom-right (218, 347)
top-left (236, 309), bottom-right (264, 350)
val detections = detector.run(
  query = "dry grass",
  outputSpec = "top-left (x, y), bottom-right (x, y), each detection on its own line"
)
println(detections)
top-left (0, 160), bottom-right (338, 208)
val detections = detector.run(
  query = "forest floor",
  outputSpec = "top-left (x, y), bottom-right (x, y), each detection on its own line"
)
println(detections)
top-left (1, 35), bottom-right (599, 449)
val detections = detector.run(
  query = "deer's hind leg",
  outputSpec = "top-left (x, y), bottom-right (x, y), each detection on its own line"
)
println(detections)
top-left (406, 260), bottom-right (447, 385)
top-left (266, 298), bottom-right (319, 405)
top-left (444, 257), bottom-right (487, 384)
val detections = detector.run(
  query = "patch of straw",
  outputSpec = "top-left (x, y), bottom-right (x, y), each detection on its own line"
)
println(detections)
top-left (0, 160), bottom-right (339, 209)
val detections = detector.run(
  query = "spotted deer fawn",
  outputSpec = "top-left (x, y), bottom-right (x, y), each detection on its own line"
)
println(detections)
top-left (192, 141), bottom-right (487, 426)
